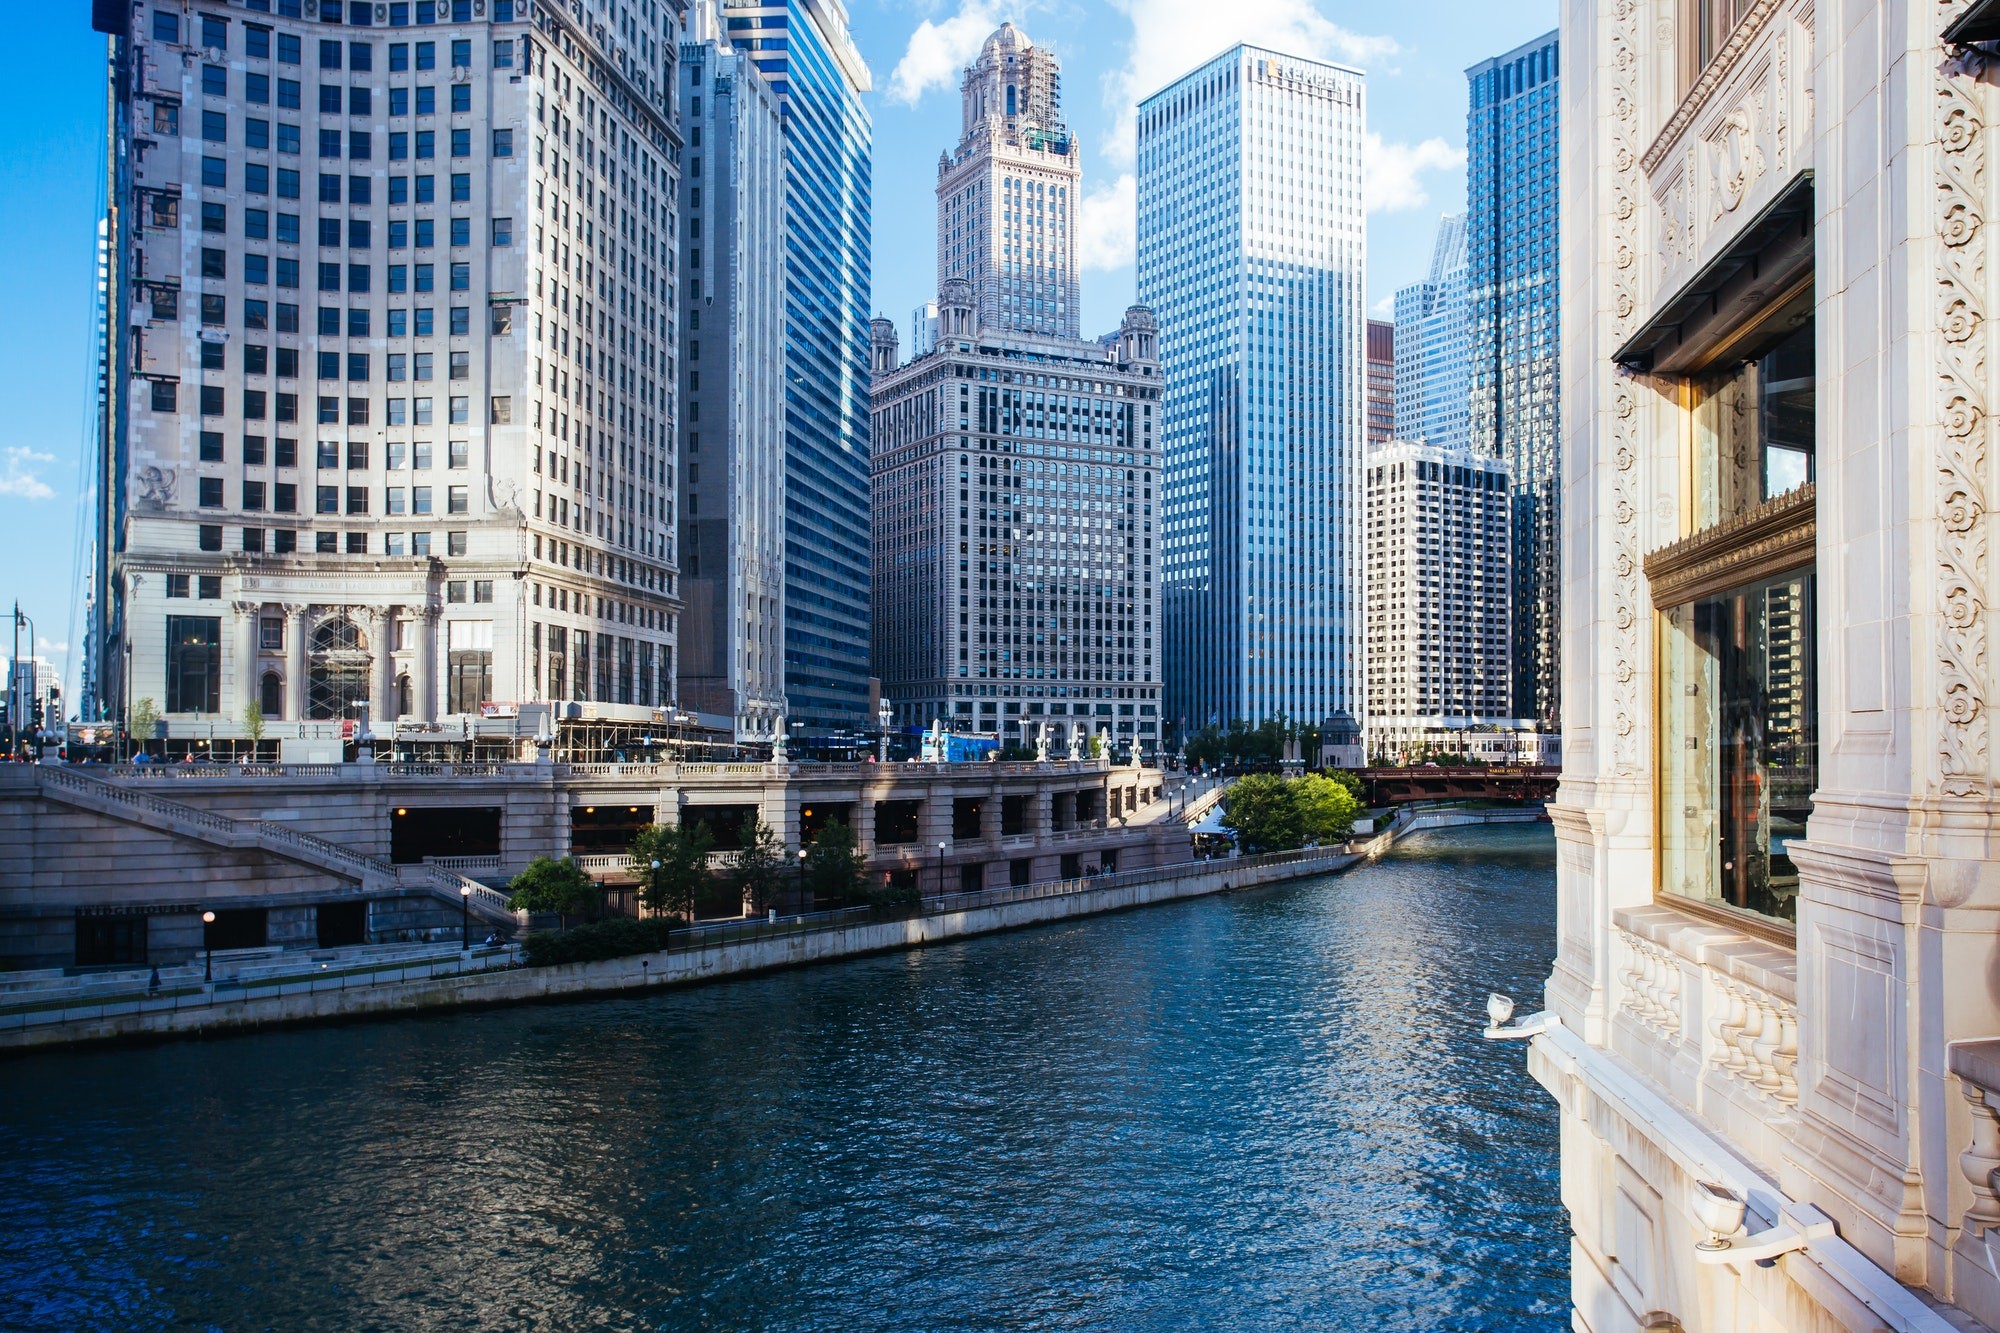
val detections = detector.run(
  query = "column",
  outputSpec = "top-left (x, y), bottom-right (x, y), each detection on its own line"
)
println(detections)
top-left (412, 606), bottom-right (440, 723)
top-left (232, 602), bottom-right (259, 727)
top-left (283, 604), bottom-right (307, 722)
top-left (375, 605), bottom-right (401, 721)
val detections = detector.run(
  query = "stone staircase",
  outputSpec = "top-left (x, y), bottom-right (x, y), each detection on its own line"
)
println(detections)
top-left (33, 766), bottom-right (519, 929)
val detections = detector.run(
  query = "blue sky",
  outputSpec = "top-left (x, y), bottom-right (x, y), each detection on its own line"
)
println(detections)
top-left (0, 0), bottom-right (1553, 712)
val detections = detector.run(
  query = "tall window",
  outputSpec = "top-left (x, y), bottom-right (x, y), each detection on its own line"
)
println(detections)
top-left (306, 615), bottom-right (372, 720)
top-left (1650, 313), bottom-right (1816, 924)
top-left (448, 651), bottom-right (492, 714)
top-left (166, 617), bottom-right (222, 713)
top-left (1682, 0), bottom-right (1759, 90)
top-left (260, 671), bottom-right (284, 720)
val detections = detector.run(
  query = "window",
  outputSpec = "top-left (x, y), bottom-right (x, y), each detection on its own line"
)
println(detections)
top-left (347, 486), bottom-right (370, 515)
top-left (450, 216), bottom-right (470, 247)
top-left (320, 85), bottom-right (343, 115)
top-left (199, 384), bottom-right (225, 416)
top-left (449, 305), bottom-right (469, 335)
top-left (200, 431), bottom-right (225, 462)
top-left (198, 525), bottom-right (223, 553)
top-left (447, 485), bottom-right (468, 514)
top-left (198, 476), bottom-right (224, 508)
top-left (492, 129), bottom-right (513, 157)
top-left (415, 307), bottom-right (434, 336)
top-left (202, 109), bottom-right (227, 143)
top-left (320, 39), bottom-right (343, 70)
top-left (387, 486), bottom-right (407, 515)
top-left (350, 87), bottom-right (372, 117)
top-left (490, 396), bottom-right (511, 424)
top-left (247, 73), bottom-right (271, 104)
top-left (1654, 314), bottom-right (1818, 926)
top-left (416, 129), bottom-right (435, 159)
top-left (451, 39), bottom-right (471, 68)
top-left (243, 480), bottom-right (266, 511)
top-left (416, 41), bottom-right (436, 71)
top-left (451, 173), bottom-right (469, 202)
top-left (417, 86), bottom-right (436, 116)
top-left (275, 482), bottom-right (298, 512)
top-left (317, 485), bottom-right (340, 514)
top-left (278, 168), bottom-right (300, 199)
top-left (446, 580), bottom-right (466, 604)
top-left (278, 76), bottom-right (301, 106)
top-left (491, 217), bottom-right (512, 246)
top-left (247, 25), bottom-right (271, 60)
top-left (276, 438), bottom-right (298, 468)
top-left (320, 127), bottom-right (342, 158)
top-left (246, 118), bottom-right (270, 151)
top-left (167, 574), bottom-right (190, 599)
top-left (153, 11), bottom-right (179, 42)
top-left (320, 174), bottom-right (342, 204)
top-left (451, 128), bottom-right (470, 157)
top-left (448, 439), bottom-right (469, 469)
top-left (389, 178), bottom-right (409, 207)
top-left (166, 617), bottom-right (222, 714)
top-left (202, 65), bottom-right (228, 98)
top-left (413, 485), bottom-right (433, 514)
top-left (451, 83), bottom-right (471, 113)
top-left (203, 156), bottom-right (226, 188)
top-left (449, 263), bottom-right (469, 292)
top-left (449, 350), bottom-right (469, 380)
top-left (245, 208), bottom-right (269, 240)
top-left (348, 175), bottom-right (372, 206)
top-left (449, 396), bottom-right (469, 425)
top-left (390, 43), bottom-right (410, 73)
top-left (201, 341), bottom-right (225, 371)
top-left (201, 14), bottom-right (228, 49)
top-left (278, 33), bottom-right (300, 65)
top-left (349, 43), bottom-right (373, 73)
top-left (347, 440), bottom-right (370, 470)
top-left (348, 305), bottom-right (369, 336)
top-left (447, 530), bottom-right (467, 556)
top-left (490, 304), bottom-right (513, 335)
top-left (244, 430), bottom-right (267, 460)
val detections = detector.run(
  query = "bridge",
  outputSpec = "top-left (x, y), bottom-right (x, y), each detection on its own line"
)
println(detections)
top-left (1360, 765), bottom-right (1560, 806)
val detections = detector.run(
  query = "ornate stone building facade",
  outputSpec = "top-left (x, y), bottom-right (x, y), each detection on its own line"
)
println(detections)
top-left (1518, 1), bottom-right (2000, 1329)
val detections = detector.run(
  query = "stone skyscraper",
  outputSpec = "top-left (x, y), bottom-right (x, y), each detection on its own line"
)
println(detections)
top-left (935, 24), bottom-right (1079, 341)
top-left (95, 0), bottom-right (686, 747)
top-left (1467, 31), bottom-right (1559, 726)
top-left (872, 25), bottom-right (1161, 759)
top-left (1139, 47), bottom-right (1367, 740)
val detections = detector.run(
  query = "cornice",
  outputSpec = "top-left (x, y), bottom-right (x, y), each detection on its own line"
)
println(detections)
top-left (1641, 0), bottom-right (1787, 175)
top-left (1642, 482), bottom-right (1814, 607)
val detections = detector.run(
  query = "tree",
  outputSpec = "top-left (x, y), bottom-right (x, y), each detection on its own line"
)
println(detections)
top-left (1293, 773), bottom-right (1359, 845)
top-left (731, 817), bottom-right (789, 913)
top-left (631, 821), bottom-right (713, 922)
top-left (242, 700), bottom-right (265, 747)
top-left (803, 819), bottom-right (867, 906)
top-left (130, 697), bottom-right (160, 756)
top-left (1221, 773), bottom-right (1305, 853)
top-left (506, 856), bottom-right (603, 917)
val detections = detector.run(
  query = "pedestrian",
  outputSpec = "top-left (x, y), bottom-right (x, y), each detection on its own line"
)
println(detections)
top-left (148, 965), bottom-right (161, 995)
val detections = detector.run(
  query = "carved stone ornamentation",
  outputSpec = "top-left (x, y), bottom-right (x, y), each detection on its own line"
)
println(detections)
top-left (1936, 32), bottom-right (1991, 798)
top-left (1604, 0), bottom-right (1647, 780)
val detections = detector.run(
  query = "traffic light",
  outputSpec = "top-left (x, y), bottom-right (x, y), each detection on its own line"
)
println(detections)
top-left (45, 686), bottom-right (60, 727)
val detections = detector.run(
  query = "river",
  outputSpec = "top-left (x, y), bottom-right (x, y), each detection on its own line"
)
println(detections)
top-left (0, 824), bottom-right (1566, 1332)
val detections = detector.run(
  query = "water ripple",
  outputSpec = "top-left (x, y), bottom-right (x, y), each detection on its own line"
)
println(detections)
top-left (0, 825), bottom-right (1564, 1332)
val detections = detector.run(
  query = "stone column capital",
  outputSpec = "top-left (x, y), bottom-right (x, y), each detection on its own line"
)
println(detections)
top-left (231, 600), bottom-right (261, 617)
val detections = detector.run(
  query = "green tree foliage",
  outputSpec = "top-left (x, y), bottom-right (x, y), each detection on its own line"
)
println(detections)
top-left (1222, 772), bottom-right (1358, 853)
top-left (130, 697), bottom-right (160, 751)
top-left (505, 856), bottom-right (604, 916)
top-left (1181, 715), bottom-right (1302, 770)
top-left (731, 817), bottom-right (789, 913)
top-left (242, 700), bottom-right (264, 744)
top-left (631, 821), bottom-right (714, 921)
top-left (804, 819), bottom-right (867, 907)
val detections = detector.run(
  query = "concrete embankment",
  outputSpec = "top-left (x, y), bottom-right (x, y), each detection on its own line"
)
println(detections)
top-left (2, 806), bottom-right (1539, 1051)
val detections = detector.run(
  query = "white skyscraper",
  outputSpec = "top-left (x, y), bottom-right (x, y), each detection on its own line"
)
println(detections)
top-left (97, 1), bottom-right (686, 749)
top-left (1393, 214), bottom-right (1471, 452)
top-left (1364, 438), bottom-right (1512, 761)
top-left (1138, 47), bottom-right (1366, 739)
top-left (935, 24), bottom-right (1080, 340)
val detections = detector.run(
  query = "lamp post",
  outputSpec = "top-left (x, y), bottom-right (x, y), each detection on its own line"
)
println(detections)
top-left (649, 857), bottom-right (661, 920)
top-left (877, 699), bottom-right (892, 762)
top-left (936, 840), bottom-right (947, 901)
top-left (459, 884), bottom-right (471, 949)
top-left (795, 847), bottom-right (808, 914)
top-left (200, 909), bottom-right (216, 982)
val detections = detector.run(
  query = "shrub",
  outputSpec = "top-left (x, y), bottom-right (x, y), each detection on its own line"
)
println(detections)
top-left (521, 916), bottom-right (681, 966)
top-left (506, 856), bottom-right (603, 916)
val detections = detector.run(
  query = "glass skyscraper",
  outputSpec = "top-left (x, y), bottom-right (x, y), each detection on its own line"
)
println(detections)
top-left (1466, 30), bottom-right (1560, 726)
top-left (1393, 213), bottom-right (1470, 453)
top-left (722, 0), bottom-right (873, 732)
top-left (1138, 47), bottom-right (1366, 740)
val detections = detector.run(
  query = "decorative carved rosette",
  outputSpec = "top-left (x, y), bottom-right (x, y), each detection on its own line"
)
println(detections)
top-left (1936, 7), bottom-right (1990, 798)
top-left (1607, 0), bottom-right (1648, 776)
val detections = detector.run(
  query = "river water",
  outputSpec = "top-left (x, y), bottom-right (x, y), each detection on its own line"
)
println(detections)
top-left (0, 824), bottom-right (1567, 1332)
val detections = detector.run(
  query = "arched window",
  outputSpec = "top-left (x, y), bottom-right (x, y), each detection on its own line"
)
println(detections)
top-left (260, 671), bottom-right (284, 720)
top-left (306, 615), bottom-right (372, 720)
top-left (396, 673), bottom-right (412, 719)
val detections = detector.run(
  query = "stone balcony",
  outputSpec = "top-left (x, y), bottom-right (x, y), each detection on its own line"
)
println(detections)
top-left (1949, 1039), bottom-right (2000, 1330)
top-left (1612, 902), bottom-right (1800, 1178)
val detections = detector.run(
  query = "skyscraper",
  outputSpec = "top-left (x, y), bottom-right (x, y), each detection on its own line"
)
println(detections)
top-left (1138, 47), bottom-right (1367, 739)
top-left (1393, 213), bottom-right (1470, 451)
top-left (677, 13), bottom-right (787, 743)
top-left (1467, 30), bottom-right (1559, 726)
top-left (1365, 319), bottom-right (1395, 447)
top-left (1364, 437), bottom-right (1511, 761)
top-left (95, 0), bottom-right (686, 745)
top-left (935, 23), bottom-right (1080, 340)
top-left (720, 0), bottom-right (873, 734)
top-left (872, 26), bottom-right (1162, 758)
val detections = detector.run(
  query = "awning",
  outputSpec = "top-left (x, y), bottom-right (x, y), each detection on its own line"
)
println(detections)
top-left (1944, 0), bottom-right (2000, 46)
top-left (1611, 172), bottom-right (1813, 375)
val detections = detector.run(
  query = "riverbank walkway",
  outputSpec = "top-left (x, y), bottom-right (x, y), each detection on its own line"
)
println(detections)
top-left (0, 805), bottom-right (1544, 1051)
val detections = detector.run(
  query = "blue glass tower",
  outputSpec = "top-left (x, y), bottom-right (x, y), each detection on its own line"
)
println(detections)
top-left (723, 0), bottom-right (874, 731)
top-left (1138, 47), bottom-right (1367, 741)
top-left (1467, 31), bottom-right (1560, 726)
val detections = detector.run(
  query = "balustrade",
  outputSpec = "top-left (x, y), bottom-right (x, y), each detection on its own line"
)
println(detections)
top-left (1950, 1040), bottom-right (2000, 1240)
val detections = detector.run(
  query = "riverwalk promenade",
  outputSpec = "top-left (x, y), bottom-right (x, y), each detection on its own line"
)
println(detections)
top-left (0, 806), bottom-right (1544, 1051)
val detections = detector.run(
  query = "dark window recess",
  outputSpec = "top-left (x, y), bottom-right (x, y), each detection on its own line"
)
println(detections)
top-left (952, 797), bottom-right (984, 841)
top-left (204, 908), bottom-right (269, 951)
top-left (389, 806), bottom-right (502, 864)
top-left (1002, 795), bottom-right (1030, 837)
top-left (1009, 858), bottom-right (1034, 887)
top-left (75, 914), bottom-right (148, 967)
top-left (959, 863), bottom-right (985, 893)
top-left (874, 800), bottom-right (922, 845)
top-left (570, 804), bottom-right (654, 855)
top-left (1060, 853), bottom-right (1083, 879)
top-left (798, 802), bottom-right (853, 844)
top-left (680, 804), bottom-right (760, 851)
top-left (316, 901), bottom-right (367, 948)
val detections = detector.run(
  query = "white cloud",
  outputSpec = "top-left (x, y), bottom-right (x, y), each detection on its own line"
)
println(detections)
top-left (0, 448), bottom-right (55, 501)
top-left (1078, 173), bottom-right (1136, 272)
top-left (888, 0), bottom-right (1003, 105)
top-left (1362, 131), bottom-right (1465, 215)
top-left (1369, 293), bottom-right (1396, 318)
top-left (1100, 0), bottom-right (1396, 167)
top-left (36, 637), bottom-right (70, 657)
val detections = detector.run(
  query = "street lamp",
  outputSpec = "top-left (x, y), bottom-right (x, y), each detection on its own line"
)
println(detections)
top-left (649, 858), bottom-right (661, 919)
top-left (795, 846), bottom-right (808, 914)
top-left (200, 909), bottom-right (216, 982)
top-left (459, 884), bottom-right (472, 949)
top-left (936, 840), bottom-right (948, 900)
